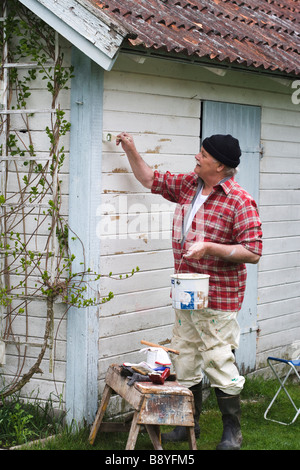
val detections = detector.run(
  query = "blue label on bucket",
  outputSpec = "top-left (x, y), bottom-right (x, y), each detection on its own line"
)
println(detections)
top-left (180, 291), bottom-right (195, 309)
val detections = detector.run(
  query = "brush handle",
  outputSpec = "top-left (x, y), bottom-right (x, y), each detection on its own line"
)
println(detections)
top-left (141, 340), bottom-right (179, 355)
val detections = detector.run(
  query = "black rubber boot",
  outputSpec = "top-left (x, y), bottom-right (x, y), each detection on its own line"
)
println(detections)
top-left (215, 388), bottom-right (242, 450)
top-left (161, 382), bottom-right (202, 442)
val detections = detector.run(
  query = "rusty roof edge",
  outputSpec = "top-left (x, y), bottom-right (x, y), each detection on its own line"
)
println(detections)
top-left (89, 0), bottom-right (300, 74)
top-left (120, 44), bottom-right (300, 79)
top-left (76, 0), bottom-right (130, 36)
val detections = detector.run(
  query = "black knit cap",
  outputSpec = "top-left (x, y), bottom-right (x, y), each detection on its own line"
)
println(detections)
top-left (202, 134), bottom-right (241, 168)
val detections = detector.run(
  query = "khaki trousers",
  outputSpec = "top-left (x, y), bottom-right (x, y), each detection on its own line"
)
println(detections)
top-left (170, 308), bottom-right (245, 395)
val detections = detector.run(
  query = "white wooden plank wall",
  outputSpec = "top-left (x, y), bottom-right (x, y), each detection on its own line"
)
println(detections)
top-left (3, 44), bottom-right (300, 407)
top-left (100, 67), bottom-right (200, 394)
top-left (1, 39), bottom-right (71, 403)
top-left (259, 102), bottom-right (300, 370)
top-left (100, 55), bottom-right (300, 395)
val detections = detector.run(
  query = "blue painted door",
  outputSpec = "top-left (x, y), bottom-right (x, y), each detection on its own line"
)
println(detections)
top-left (201, 101), bottom-right (261, 373)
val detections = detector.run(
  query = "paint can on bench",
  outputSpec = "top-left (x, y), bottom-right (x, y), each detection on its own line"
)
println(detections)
top-left (171, 273), bottom-right (210, 310)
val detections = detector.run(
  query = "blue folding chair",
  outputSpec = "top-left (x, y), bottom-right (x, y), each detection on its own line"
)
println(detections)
top-left (264, 355), bottom-right (300, 425)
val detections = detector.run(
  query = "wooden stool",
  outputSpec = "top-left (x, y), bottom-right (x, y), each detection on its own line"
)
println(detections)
top-left (89, 364), bottom-right (197, 450)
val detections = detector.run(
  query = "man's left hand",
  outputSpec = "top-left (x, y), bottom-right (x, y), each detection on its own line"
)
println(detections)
top-left (183, 242), bottom-right (207, 260)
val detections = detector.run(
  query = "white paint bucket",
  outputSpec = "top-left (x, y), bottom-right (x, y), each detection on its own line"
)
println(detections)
top-left (171, 273), bottom-right (210, 310)
top-left (144, 348), bottom-right (171, 368)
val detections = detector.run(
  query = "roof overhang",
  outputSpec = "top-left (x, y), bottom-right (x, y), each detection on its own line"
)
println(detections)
top-left (90, 0), bottom-right (300, 78)
top-left (17, 0), bottom-right (300, 78)
top-left (121, 44), bottom-right (298, 82)
top-left (18, 0), bottom-right (129, 70)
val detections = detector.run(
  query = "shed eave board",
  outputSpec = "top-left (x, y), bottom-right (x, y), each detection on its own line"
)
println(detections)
top-left (18, 0), bottom-right (126, 70)
top-left (120, 46), bottom-right (300, 80)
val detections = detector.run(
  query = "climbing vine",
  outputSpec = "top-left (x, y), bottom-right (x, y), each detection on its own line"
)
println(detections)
top-left (0, 0), bottom-right (138, 399)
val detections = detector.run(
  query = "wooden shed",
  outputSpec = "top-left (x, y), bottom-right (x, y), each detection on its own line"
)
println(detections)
top-left (0, 0), bottom-right (299, 425)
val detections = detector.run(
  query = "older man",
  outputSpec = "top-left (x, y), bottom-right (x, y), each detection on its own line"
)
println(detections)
top-left (116, 132), bottom-right (262, 450)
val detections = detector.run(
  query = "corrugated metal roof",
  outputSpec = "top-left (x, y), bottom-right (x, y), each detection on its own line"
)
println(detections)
top-left (89, 0), bottom-right (300, 75)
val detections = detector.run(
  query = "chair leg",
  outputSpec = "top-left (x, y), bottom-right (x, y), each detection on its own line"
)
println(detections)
top-left (264, 359), bottom-right (300, 425)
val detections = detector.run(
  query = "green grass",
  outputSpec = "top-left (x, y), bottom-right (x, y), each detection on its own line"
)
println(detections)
top-left (0, 392), bottom-right (64, 449)
top-left (14, 375), bottom-right (299, 451)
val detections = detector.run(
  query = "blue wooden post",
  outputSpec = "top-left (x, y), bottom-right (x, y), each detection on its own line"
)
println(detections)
top-left (66, 47), bottom-right (103, 425)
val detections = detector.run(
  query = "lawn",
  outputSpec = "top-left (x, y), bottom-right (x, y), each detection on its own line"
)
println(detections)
top-left (13, 375), bottom-right (299, 451)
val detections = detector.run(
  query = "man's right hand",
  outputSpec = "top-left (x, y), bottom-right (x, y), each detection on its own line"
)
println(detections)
top-left (116, 131), bottom-right (155, 189)
top-left (116, 132), bottom-right (137, 153)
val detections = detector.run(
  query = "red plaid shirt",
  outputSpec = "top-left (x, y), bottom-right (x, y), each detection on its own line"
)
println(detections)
top-left (151, 171), bottom-right (263, 311)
